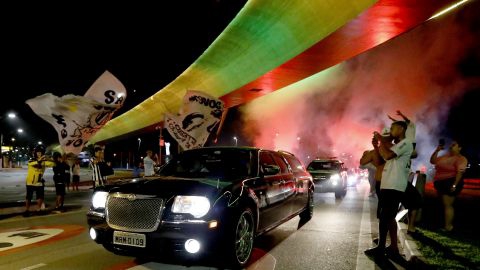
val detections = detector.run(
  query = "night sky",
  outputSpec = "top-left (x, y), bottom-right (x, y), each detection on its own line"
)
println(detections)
top-left (1, 0), bottom-right (247, 148)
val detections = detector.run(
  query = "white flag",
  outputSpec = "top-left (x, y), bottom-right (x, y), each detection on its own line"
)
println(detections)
top-left (165, 90), bottom-right (224, 150)
top-left (25, 71), bottom-right (126, 155)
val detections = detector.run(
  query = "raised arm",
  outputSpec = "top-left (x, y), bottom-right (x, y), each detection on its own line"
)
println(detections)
top-left (360, 150), bottom-right (372, 166)
top-left (387, 114), bottom-right (397, 122)
top-left (370, 136), bottom-right (385, 166)
top-left (430, 145), bottom-right (444, 164)
top-left (396, 110), bottom-right (411, 124)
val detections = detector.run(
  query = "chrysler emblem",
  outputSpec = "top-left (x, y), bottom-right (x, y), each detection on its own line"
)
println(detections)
top-left (127, 194), bottom-right (136, 201)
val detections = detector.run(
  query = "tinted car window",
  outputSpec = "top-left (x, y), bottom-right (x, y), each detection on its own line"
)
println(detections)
top-left (307, 161), bottom-right (340, 171)
top-left (259, 151), bottom-right (281, 175)
top-left (284, 155), bottom-right (305, 173)
top-left (259, 151), bottom-right (275, 167)
top-left (272, 153), bottom-right (289, 173)
top-left (159, 148), bottom-right (253, 181)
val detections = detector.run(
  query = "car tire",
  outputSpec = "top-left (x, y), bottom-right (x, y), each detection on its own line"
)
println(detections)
top-left (300, 189), bottom-right (314, 221)
top-left (225, 208), bottom-right (255, 269)
top-left (335, 188), bottom-right (346, 199)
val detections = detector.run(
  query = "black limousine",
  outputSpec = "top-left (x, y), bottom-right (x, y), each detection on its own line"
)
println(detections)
top-left (87, 146), bottom-right (314, 268)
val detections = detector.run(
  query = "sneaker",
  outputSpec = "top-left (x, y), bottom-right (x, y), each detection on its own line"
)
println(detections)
top-left (385, 246), bottom-right (404, 262)
top-left (364, 246), bottom-right (385, 258)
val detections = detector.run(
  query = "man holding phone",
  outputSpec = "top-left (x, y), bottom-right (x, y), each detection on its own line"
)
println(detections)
top-left (365, 121), bottom-right (413, 259)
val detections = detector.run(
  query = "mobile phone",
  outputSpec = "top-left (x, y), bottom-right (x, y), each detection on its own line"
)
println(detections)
top-left (439, 138), bottom-right (445, 146)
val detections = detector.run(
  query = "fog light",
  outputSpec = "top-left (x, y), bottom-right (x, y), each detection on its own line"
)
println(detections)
top-left (208, 220), bottom-right (218, 229)
top-left (185, 239), bottom-right (201, 253)
top-left (89, 228), bottom-right (97, 240)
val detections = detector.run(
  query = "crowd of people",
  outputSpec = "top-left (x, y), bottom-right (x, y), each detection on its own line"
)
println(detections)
top-left (23, 145), bottom-right (159, 216)
top-left (361, 110), bottom-right (468, 262)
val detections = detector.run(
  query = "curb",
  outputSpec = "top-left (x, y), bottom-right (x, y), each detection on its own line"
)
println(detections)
top-left (397, 222), bottom-right (426, 264)
top-left (0, 201), bottom-right (24, 208)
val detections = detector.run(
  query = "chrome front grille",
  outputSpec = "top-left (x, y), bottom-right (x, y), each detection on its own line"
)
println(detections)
top-left (106, 193), bottom-right (163, 232)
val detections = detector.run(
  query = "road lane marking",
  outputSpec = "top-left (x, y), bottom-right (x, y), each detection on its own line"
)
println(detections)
top-left (0, 225), bottom-right (84, 256)
top-left (20, 263), bottom-right (47, 270)
top-left (0, 229), bottom-right (63, 252)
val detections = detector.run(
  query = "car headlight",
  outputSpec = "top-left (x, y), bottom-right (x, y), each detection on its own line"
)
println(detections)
top-left (172, 196), bottom-right (211, 218)
top-left (92, 191), bottom-right (108, 209)
top-left (330, 174), bottom-right (340, 181)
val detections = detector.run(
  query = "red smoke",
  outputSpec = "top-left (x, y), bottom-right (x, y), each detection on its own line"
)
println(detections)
top-left (238, 2), bottom-right (480, 173)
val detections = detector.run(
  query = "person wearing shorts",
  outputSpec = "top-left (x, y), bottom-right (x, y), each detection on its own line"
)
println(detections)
top-left (72, 159), bottom-right (81, 191)
top-left (24, 145), bottom-right (55, 216)
top-left (52, 152), bottom-right (69, 211)
top-left (430, 140), bottom-right (468, 232)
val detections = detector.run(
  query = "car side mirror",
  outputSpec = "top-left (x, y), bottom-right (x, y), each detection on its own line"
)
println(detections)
top-left (262, 164), bottom-right (280, 176)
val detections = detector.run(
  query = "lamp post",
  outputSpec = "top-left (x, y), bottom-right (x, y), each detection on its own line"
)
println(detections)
top-left (233, 136), bottom-right (238, 147)
top-left (155, 124), bottom-right (163, 165)
top-left (0, 112), bottom-right (17, 168)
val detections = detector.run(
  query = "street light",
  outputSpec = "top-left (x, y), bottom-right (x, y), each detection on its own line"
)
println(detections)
top-left (1, 112), bottom-right (17, 168)
top-left (233, 136), bottom-right (238, 146)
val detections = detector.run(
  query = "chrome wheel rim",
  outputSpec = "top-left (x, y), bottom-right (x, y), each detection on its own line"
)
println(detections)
top-left (235, 211), bottom-right (254, 264)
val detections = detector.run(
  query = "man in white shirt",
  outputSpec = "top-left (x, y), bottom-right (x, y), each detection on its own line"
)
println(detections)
top-left (365, 121), bottom-right (413, 259)
top-left (143, 150), bottom-right (157, 177)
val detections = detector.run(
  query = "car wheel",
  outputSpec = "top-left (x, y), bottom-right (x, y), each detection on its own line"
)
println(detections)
top-left (335, 189), bottom-right (346, 199)
top-left (300, 190), bottom-right (314, 221)
top-left (227, 208), bottom-right (255, 269)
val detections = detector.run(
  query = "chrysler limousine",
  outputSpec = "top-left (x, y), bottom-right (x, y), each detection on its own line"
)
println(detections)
top-left (87, 146), bottom-right (314, 268)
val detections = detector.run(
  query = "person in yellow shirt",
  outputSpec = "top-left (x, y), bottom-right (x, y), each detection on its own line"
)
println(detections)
top-left (24, 145), bottom-right (55, 216)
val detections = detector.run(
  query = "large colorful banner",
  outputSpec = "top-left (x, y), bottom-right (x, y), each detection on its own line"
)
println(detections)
top-left (25, 71), bottom-right (126, 155)
top-left (165, 90), bottom-right (224, 150)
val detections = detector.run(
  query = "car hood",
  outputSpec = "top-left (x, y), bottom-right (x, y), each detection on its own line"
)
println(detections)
top-left (103, 176), bottom-right (233, 199)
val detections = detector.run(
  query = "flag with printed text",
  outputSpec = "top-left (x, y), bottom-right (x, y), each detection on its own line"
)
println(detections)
top-left (165, 90), bottom-right (224, 150)
top-left (26, 71), bottom-right (126, 155)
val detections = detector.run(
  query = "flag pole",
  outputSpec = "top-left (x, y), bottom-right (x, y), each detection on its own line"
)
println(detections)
top-left (212, 107), bottom-right (229, 144)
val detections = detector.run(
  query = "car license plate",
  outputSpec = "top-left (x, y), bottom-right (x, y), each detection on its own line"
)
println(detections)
top-left (113, 231), bottom-right (146, 248)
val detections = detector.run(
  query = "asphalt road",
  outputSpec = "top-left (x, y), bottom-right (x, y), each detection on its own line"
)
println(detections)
top-left (0, 177), bottom-right (404, 270)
